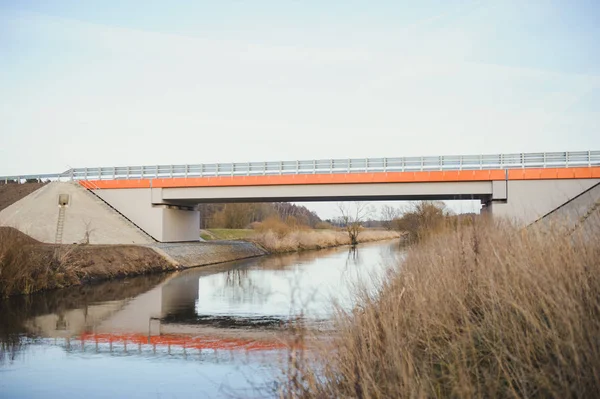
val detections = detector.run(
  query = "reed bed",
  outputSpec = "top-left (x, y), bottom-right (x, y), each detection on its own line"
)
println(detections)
top-left (279, 219), bottom-right (600, 398)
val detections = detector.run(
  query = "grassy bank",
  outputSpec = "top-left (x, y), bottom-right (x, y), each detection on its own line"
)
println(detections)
top-left (200, 228), bottom-right (253, 241)
top-left (0, 227), bottom-right (176, 297)
top-left (250, 229), bottom-right (400, 253)
top-left (280, 220), bottom-right (600, 398)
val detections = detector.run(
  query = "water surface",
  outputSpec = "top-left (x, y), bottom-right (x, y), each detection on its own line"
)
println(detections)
top-left (0, 240), bottom-right (401, 398)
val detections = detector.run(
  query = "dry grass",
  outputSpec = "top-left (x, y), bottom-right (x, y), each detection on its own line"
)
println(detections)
top-left (0, 227), bottom-right (175, 297)
top-left (251, 229), bottom-right (400, 253)
top-left (0, 227), bottom-right (78, 297)
top-left (279, 219), bottom-right (600, 398)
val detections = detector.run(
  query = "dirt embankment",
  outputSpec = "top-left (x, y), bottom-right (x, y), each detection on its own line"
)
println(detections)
top-left (0, 183), bottom-right (46, 212)
top-left (0, 227), bottom-right (176, 297)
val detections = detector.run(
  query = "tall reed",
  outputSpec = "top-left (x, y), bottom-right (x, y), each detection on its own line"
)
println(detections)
top-left (280, 219), bottom-right (600, 398)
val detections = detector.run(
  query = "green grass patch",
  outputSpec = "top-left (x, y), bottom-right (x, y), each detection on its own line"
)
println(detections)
top-left (201, 229), bottom-right (253, 241)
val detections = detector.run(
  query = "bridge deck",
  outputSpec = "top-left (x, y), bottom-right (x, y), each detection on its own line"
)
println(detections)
top-left (80, 166), bottom-right (600, 190)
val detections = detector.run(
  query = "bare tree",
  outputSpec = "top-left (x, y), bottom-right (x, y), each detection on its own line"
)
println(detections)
top-left (81, 219), bottom-right (95, 244)
top-left (338, 202), bottom-right (373, 246)
top-left (380, 204), bottom-right (401, 230)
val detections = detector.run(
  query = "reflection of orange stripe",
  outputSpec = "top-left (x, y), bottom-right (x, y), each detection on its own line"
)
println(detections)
top-left (79, 332), bottom-right (287, 351)
top-left (77, 167), bottom-right (600, 190)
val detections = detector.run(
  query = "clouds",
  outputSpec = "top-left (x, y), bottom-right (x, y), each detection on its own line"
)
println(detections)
top-left (0, 2), bottom-right (598, 176)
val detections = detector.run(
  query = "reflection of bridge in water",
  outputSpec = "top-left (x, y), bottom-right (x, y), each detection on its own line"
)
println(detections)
top-left (30, 332), bottom-right (286, 362)
top-left (16, 259), bottom-right (302, 356)
top-left (15, 250), bottom-right (351, 357)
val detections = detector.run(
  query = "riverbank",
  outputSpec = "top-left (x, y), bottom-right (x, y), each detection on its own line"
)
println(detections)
top-left (1, 226), bottom-right (399, 297)
top-left (250, 229), bottom-right (401, 253)
top-left (0, 227), bottom-right (176, 297)
top-left (279, 220), bottom-right (600, 398)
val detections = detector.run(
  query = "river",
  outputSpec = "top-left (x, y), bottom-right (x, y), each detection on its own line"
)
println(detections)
top-left (0, 240), bottom-right (401, 398)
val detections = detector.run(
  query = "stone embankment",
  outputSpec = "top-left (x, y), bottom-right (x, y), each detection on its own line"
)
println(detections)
top-left (149, 241), bottom-right (267, 268)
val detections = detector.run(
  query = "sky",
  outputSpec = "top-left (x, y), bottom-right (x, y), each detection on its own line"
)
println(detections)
top-left (1, 0), bottom-right (599, 218)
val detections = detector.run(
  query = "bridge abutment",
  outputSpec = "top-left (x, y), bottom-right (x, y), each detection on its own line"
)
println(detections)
top-left (486, 179), bottom-right (600, 225)
top-left (95, 188), bottom-right (200, 242)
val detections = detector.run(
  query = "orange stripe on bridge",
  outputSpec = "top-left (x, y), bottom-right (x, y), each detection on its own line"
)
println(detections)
top-left (79, 167), bottom-right (600, 190)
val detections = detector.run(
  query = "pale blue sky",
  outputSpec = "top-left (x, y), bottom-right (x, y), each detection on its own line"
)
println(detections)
top-left (1, 1), bottom-right (599, 217)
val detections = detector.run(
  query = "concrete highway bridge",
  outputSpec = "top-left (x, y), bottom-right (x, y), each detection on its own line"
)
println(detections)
top-left (1, 150), bottom-right (599, 243)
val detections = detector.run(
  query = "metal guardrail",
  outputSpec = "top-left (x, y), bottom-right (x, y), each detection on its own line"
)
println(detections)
top-left (2, 151), bottom-right (599, 183)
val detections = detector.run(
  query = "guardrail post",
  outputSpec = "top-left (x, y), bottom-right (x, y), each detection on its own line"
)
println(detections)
top-left (263, 162), bottom-right (266, 176)
top-left (280, 161), bottom-right (283, 175)
top-left (365, 158), bottom-right (368, 172)
top-left (313, 160), bottom-right (316, 174)
top-left (521, 153), bottom-right (524, 168)
top-left (383, 158), bottom-right (387, 172)
top-left (588, 151), bottom-right (591, 167)
top-left (543, 153), bottom-right (546, 168)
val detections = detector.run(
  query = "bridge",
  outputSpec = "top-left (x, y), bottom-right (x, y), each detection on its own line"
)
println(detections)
top-left (1, 150), bottom-right (599, 243)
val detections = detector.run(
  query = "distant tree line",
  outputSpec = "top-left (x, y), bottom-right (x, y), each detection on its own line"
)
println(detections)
top-left (198, 202), bottom-right (322, 229)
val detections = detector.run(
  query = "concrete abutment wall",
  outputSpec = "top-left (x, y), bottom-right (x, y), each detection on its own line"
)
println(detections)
top-left (487, 179), bottom-right (600, 225)
top-left (94, 188), bottom-right (200, 242)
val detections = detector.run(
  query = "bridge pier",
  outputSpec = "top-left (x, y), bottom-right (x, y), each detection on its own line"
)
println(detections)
top-left (95, 188), bottom-right (200, 242)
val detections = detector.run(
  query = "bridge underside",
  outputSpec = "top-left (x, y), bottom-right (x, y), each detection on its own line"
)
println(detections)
top-left (159, 181), bottom-right (496, 204)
